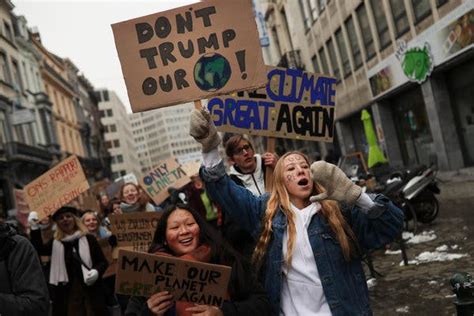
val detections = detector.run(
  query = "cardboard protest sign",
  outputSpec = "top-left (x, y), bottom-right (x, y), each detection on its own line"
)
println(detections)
top-left (181, 161), bottom-right (201, 178)
top-left (139, 157), bottom-right (193, 205)
top-left (116, 249), bottom-right (231, 305)
top-left (110, 212), bottom-right (163, 253)
top-left (207, 67), bottom-right (337, 142)
top-left (107, 179), bottom-right (124, 199)
top-left (98, 238), bottom-right (117, 278)
top-left (24, 156), bottom-right (89, 220)
top-left (111, 0), bottom-right (267, 112)
top-left (14, 189), bottom-right (29, 213)
top-left (92, 179), bottom-right (111, 195)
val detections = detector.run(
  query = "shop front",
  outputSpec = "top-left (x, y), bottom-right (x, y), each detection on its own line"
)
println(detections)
top-left (447, 58), bottom-right (474, 166)
top-left (390, 86), bottom-right (434, 167)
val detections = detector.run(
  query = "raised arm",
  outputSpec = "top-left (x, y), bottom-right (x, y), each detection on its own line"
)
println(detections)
top-left (201, 159), bottom-right (268, 238)
top-left (189, 108), bottom-right (267, 238)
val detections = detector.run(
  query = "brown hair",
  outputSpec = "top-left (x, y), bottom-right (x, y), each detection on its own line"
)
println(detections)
top-left (224, 134), bottom-right (254, 158)
top-left (119, 182), bottom-right (152, 211)
top-left (252, 151), bottom-right (357, 268)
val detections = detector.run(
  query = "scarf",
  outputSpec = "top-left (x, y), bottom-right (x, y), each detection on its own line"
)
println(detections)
top-left (120, 202), bottom-right (141, 213)
top-left (49, 231), bottom-right (93, 286)
top-left (154, 245), bottom-right (211, 316)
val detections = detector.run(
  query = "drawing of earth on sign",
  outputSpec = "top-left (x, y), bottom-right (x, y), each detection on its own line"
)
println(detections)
top-left (194, 53), bottom-right (231, 92)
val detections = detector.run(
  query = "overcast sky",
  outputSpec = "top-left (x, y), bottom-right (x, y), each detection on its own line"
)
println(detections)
top-left (13, 0), bottom-right (197, 112)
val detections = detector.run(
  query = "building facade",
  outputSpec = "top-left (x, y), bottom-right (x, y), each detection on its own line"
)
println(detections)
top-left (0, 1), bottom-right (59, 217)
top-left (97, 89), bottom-right (140, 180)
top-left (131, 102), bottom-right (203, 174)
top-left (64, 59), bottom-right (111, 180)
top-left (263, 0), bottom-right (473, 171)
top-left (31, 33), bottom-right (85, 159)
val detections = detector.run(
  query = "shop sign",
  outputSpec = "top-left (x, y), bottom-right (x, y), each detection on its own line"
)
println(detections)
top-left (396, 41), bottom-right (434, 84)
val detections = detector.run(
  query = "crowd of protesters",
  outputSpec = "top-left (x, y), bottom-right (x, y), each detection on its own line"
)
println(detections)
top-left (0, 107), bottom-right (403, 316)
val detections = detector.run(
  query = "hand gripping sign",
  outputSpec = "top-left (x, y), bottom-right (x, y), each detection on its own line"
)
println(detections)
top-left (116, 250), bottom-right (231, 305)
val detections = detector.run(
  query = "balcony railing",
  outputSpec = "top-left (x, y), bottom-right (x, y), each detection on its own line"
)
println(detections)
top-left (5, 141), bottom-right (53, 164)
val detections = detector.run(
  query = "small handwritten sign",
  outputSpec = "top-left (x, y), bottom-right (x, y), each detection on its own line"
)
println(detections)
top-left (24, 156), bottom-right (89, 220)
top-left (139, 157), bottom-right (193, 205)
top-left (110, 212), bottom-right (163, 253)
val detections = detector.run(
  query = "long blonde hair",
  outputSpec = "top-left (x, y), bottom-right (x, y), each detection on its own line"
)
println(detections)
top-left (54, 215), bottom-right (88, 240)
top-left (252, 151), bottom-right (357, 268)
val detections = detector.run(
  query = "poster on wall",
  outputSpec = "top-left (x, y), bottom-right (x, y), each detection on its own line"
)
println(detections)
top-left (112, 0), bottom-right (267, 112)
top-left (207, 67), bottom-right (337, 142)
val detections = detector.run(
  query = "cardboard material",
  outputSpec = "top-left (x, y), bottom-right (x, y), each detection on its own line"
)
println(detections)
top-left (14, 189), bottom-right (29, 214)
top-left (208, 67), bottom-right (337, 142)
top-left (115, 249), bottom-right (231, 305)
top-left (112, 0), bottom-right (267, 112)
top-left (81, 195), bottom-right (100, 213)
top-left (110, 212), bottom-right (163, 253)
top-left (181, 161), bottom-right (202, 178)
top-left (139, 158), bottom-right (193, 205)
top-left (24, 156), bottom-right (89, 220)
top-left (107, 179), bottom-right (124, 199)
top-left (98, 238), bottom-right (117, 278)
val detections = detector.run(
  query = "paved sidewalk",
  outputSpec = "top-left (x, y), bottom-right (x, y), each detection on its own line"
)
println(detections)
top-left (437, 167), bottom-right (474, 200)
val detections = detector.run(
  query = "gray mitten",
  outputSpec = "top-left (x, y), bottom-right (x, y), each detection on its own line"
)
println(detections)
top-left (309, 161), bottom-right (362, 204)
top-left (189, 108), bottom-right (221, 153)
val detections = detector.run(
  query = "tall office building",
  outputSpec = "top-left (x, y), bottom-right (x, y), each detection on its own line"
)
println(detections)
top-left (131, 102), bottom-right (202, 174)
top-left (97, 89), bottom-right (140, 180)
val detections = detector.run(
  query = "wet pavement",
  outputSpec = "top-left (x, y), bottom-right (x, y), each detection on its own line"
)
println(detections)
top-left (368, 197), bottom-right (474, 315)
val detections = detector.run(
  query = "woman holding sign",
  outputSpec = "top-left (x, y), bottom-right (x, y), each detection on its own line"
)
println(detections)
top-left (188, 108), bottom-right (404, 315)
top-left (125, 204), bottom-right (271, 316)
top-left (29, 206), bottom-right (109, 316)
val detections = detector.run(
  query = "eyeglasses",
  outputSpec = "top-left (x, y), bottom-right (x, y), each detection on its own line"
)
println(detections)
top-left (233, 144), bottom-right (253, 156)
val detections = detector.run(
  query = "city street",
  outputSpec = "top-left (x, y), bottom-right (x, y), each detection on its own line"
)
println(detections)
top-left (369, 193), bottom-right (474, 315)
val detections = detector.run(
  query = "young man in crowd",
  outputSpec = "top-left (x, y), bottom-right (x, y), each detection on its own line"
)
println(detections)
top-left (222, 134), bottom-right (278, 258)
top-left (225, 134), bottom-right (278, 196)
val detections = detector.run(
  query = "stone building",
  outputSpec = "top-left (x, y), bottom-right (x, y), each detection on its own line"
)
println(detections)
top-left (262, 0), bottom-right (473, 170)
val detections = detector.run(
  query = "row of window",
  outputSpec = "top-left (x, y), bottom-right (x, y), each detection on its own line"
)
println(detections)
top-left (44, 84), bottom-right (76, 123)
top-left (173, 147), bottom-right (199, 156)
top-left (111, 154), bottom-right (124, 165)
top-left (307, 0), bottom-right (448, 81)
top-left (105, 139), bottom-right (120, 149)
top-left (111, 170), bottom-right (127, 180)
top-left (103, 124), bottom-right (117, 133)
top-left (95, 90), bottom-right (109, 102)
top-left (99, 109), bottom-right (113, 118)
top-left (57, 123), bottom-right (84, 156)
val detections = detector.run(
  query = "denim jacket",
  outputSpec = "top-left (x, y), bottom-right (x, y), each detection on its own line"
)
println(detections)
top-left (201, 161), bottom-right (404, 316)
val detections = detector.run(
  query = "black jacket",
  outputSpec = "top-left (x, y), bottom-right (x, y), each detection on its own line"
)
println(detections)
top-left (30, 229), bottom-right (109, 316)
top-left (0, 223), bottom-right (50, 316)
